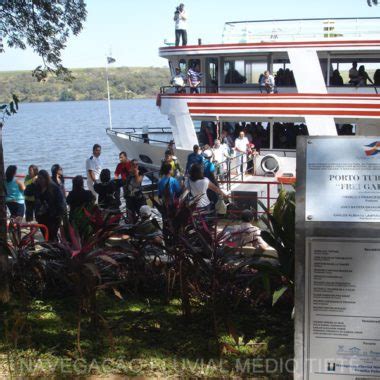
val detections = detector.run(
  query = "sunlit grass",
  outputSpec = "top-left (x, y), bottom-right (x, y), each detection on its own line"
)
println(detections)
top-left (0, 295), bottom-right (293, 378)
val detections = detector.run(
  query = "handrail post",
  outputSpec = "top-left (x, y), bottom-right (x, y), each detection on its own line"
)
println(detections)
top-left (227, 158), bottom-right (231, 191)
top-left (267, 183), bottom-right (271, 214)
top-left (240, 154), bottom-right (244, 182)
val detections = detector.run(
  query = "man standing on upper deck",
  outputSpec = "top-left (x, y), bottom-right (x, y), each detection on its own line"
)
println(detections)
top-left (174, 3), bottom-right (187, 46)
top-left (86, 144), bottom-right (102, 198)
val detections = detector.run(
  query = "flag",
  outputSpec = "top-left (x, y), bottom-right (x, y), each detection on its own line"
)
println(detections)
top-left (107, 56), bottom-right (116, 64)
top-left (364, 141), bottom-right (380, 156)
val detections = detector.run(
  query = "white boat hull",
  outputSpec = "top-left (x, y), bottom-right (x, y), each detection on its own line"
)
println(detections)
top-left (107, 129), bottom-right (191, 170)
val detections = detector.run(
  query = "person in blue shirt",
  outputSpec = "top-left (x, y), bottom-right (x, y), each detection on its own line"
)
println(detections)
top-left (158, 163), bottom-right (182, 206)
top-left (5, 165), bottom-right (25, 221)
top-left (186, 144), bottom-right (204, 174)
top-left (202, 149), bottom-right (216, 181)
top-left (202, 149), bottom-right (219, 206)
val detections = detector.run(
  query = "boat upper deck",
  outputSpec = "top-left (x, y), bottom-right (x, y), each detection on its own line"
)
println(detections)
top-left (159, 17), bottom-right (380, 57)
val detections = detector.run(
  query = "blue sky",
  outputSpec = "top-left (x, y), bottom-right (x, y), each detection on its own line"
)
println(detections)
top-left (0, 0), bottom-right (378, 71)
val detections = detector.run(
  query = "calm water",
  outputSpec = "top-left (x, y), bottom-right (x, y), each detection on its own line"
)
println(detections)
top-left (3, 99), bottom-right (169, 178)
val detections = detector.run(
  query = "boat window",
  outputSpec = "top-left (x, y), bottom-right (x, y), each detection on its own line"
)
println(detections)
top-left (273, 123), bottom-right (308, 150)
top-left (206, 58), bottom-right (218, 93)
top-left (328, 61), bottom-right (380, 86)
top-left (245, 62), bottom-right (267, 84)
top-left (272, 62), bottom-right (296, 86)
top-left (337, 124), bottom-right (355, 135)
top-left (207, 59), bottom-right (217, 82)
top-left (224, 60), bottom-right (246, 84)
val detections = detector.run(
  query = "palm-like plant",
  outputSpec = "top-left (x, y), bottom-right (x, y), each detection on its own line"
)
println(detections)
top-left (368, 0), bottom-right (378, 6)
top-left (258, 188), bottom-right (295, 306)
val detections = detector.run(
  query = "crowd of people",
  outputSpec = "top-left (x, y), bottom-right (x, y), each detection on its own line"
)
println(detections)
top-left (171, 63), bottom-right (202, 94)
top-left (4, 141), bottom-right (266, 251)
top-left (330, 62), bottom-right (379, 86)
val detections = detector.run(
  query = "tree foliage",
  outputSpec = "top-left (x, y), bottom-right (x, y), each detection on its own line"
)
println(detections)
top-left (0, 0), bottom-right (87, 80)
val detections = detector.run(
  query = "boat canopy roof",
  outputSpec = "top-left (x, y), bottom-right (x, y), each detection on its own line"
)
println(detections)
top-left (222, 17), bottom-right (380, 44)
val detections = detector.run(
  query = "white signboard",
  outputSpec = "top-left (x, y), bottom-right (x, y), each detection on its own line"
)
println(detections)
top-left (306, 137), bottom-right (380, 222)
top-left (306, 238), bottom-right (380, 380)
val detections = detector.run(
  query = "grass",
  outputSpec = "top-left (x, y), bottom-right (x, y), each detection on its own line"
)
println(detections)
top-left (0, 294), bottom-right (294, 378)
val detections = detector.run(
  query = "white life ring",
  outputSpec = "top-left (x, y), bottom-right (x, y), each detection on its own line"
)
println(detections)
top-left (261, 154), bottom-right (280, 174)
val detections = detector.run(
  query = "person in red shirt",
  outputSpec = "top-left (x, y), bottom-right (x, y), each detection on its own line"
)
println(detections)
top-left (114, 151), bottom-right (131, 181)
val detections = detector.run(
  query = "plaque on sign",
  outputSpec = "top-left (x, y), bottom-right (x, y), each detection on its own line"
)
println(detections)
top-left (305, 237), bottom-right (380, 380)
top-left (305, 137), bottom-right (380, 222)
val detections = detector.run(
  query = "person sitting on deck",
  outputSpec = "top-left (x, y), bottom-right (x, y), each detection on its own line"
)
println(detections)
top-left (66, 175), bottom-right (95, 221)
top-left (134, 205), bottom-right (163, 244)
top-left (226, 209), bottom-right (269, 250)
top-left (5, 165), bottom-right (25, 221)
top-left (186, 144), bottom-right (204, 173)
top-left (94, 169), bottom-right (123, 212)
top-left (171, 67), bottom-right (186, 93)
top-left (159, 149), bottom-right (182, 177)
top-left (259, 70), bottom-right (275, 94)
top-left (187, 63), bottom-right (202, 94)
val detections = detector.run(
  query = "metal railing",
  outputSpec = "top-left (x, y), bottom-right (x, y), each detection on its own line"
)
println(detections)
top-left (160, 84), bottom-right (379, 95)
top-left (107, 128), bottom-right (171, 145)
top-left (109, 127), bottom-right (172, 134)
top-left (160, 85), bottom-right (266, 95)
top-left (222, 17), bottom-right (380, 44)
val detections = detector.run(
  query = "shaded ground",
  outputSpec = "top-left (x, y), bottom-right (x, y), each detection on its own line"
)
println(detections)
top-left (0, 295), bottom-right (293, 379)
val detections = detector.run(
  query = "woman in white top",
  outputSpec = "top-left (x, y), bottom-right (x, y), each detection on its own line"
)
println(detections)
top-left (186, 163), bottom-right (226, 210)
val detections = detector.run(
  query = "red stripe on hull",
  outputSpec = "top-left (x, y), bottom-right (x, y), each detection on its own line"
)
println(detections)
top-left (189, 109), bottom-right (380, 117)
top-left (161, 93), bottom-right (380, 98)
top-left (187, 102), bottom-right (380, 109)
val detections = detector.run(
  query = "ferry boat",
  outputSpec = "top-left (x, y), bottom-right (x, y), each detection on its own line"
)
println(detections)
top-left (107, 17), bottom-right (380, 179)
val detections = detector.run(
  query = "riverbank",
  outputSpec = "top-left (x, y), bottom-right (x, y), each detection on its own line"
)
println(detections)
top-left (0, 67), bottom-right (170, 103)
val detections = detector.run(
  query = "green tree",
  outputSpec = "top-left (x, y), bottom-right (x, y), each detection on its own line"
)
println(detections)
top-left (0, 0), bottom-right (87, 302)
top-left (0, 95), bottom-right (18, 303)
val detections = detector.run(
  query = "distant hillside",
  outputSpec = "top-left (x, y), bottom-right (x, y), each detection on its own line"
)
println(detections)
top-left (0, 67), bottom-right (170, 103)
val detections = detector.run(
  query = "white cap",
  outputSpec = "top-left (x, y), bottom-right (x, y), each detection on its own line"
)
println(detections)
top-left (203, 149), bottom-right (212, 158)
top-left (139, 205), bottom-right (152, 217)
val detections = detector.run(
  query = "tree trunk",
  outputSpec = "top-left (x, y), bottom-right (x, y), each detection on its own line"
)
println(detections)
top-left (0, 123), bottom-right (10, 303)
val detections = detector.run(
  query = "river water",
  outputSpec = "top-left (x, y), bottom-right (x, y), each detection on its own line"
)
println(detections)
top-left (3, 99), bottom-right (170, 178)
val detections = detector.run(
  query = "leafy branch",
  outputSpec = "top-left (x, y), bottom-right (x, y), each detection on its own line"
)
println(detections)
top-left (0, 94), bottom-right (19, 123)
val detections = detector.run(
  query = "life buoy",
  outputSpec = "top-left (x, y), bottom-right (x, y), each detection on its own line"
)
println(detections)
top-left (261, 154), bottom-right (280, 174)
